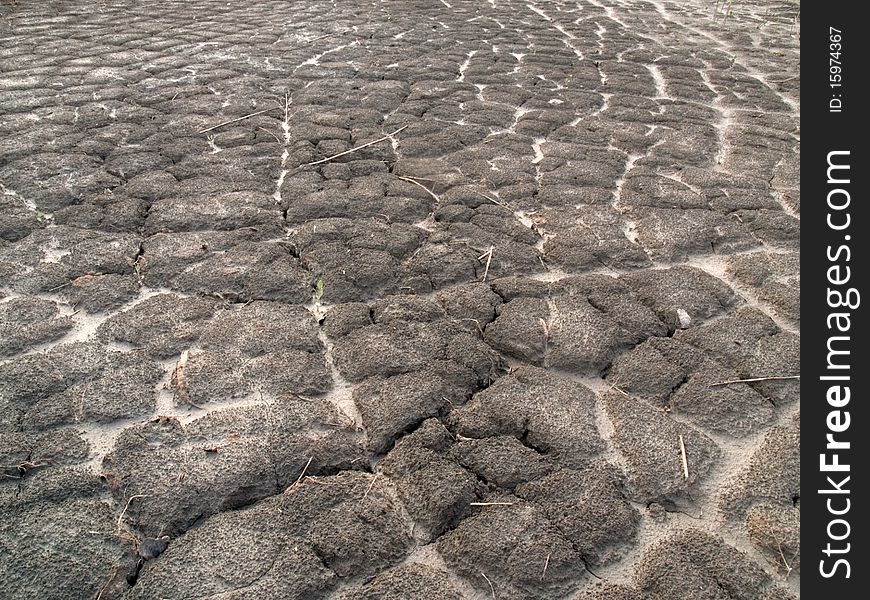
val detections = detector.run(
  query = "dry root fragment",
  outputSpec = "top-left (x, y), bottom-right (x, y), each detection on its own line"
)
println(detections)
top-left (478, 245), bottom-right (495, 282)
top-left (709, 375), bottom-right (799, 387)
top-left (306, 126), bottom-right (408, 166)
top-left (172, 350), bottom-right (202, 409)
top-left (678, 434), bottom-right (690, 480)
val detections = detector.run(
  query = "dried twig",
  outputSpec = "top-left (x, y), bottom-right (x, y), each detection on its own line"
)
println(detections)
top-left (95, 565), bottom-right (120, 600)
top-left (459, 318), bottom-right (485, 337)
top-left (258, 127), bottom-right (282, 143)
top-left (478, 245), bottom-right (494, 282)
top-left (361, 474), bottom-right (379, 501)
top-left (542, 553), bottom-right (551, 580)
top-left (285, 456), bottom-right (314, 493)
top-left (538, 317), bottom-right (550, 339)
top-left (768, 74), bottom-right (799, 83)
top-left (709, 375), bottom-right (799, 387)
top-left (768, 522), bottom-right (796, 578)
top-left (198, 107), bottom-right (280, 134)
top-left (474, 190), bottom-right (511, 209)
top-left (75, 388), bottom-right (85, 423)
top-left (117, 494), bottom-right (149, 533)
top-left (785, 544), bottom-right (800, 579)
top-left (2, 459), bottom-right (53, 479)
top-left (293, 29), bottom-right (352, 47)
top-left (397, 174), bottom-right (438, 182)
top-left (296, 456), bottom-right (314, 483)
top-left (481, 572), bottom-right (496, 599)
top-left (678, 434), bottom-right (690, 480)
top-left (302, 476), bottom-right (339, 486)
top-left (397, 176), bottom-right (441, 202)
top-left (282, 90), bottom-right (292, 123)
top-left (306, 126), bottom-right (408, 166)
top-left (172, 350), bottom-right (202, 409)
top-left (606, 378), bottom-right (631, 398)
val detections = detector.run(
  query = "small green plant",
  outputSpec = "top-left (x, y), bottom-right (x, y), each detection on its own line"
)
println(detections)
top-left (35, 210), bottom-right (46, 221)
top-left (313, 278), bottom-right (325, 302)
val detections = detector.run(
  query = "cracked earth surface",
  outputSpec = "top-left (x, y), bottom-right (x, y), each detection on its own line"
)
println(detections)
top-left (0, 0), bottom-right (800, 598)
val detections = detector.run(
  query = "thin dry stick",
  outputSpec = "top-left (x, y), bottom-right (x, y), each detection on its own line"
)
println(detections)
top-left (75, 388), bottom-right (85, 423)
top-left (294, 29), bottom-right (352, 47)
top-left (198, 107), bottom-right (280, 134)
top-left (678, 435), bottom-right (690, 480)
top-left (361, 474), bottom-right (379, 501)
top-left (785, 543), bottom-right (800, 579)
top-left (470, 501), bottom-right (514, 507)
top-left (295, 456), bottom-right (314, 485)
top-left (478, 245), bottom-right (494, 282)
top-left (174, 350), bottom-right (188, 387)
top-left (117, 494), bottom-right (149, 532)
top-left (258, 127), bottom-right (282, 143)
top-left (710, 375), bottom-right (799, 387)
top-left (481, 572), bottom-right (496, 599)
top-left (606, 378), bottom-right (631, 398)
top-left (541, 553), bottom-right (551, 580)
top-left (768, 522), bottom-right (795, 577)
top-left (397, 176), bottom-right (440, 202)
top-left (173, 350), bottom-right (201, 409)
top-left (95, 565), bottom-right (120, 600)
top-left (301, 476), bottom-right (339, 486)
top-left (538, 317), bottom-right (550, 339)
top-left (396, 174), bottom-right (438, 182)
top-left (306, 126), bottom-right (408, 166)
top-left (474, 190), bottom-right (511, 209)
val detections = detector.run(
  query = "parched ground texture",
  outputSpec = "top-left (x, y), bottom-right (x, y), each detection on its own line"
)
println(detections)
top-left (0, 0), bottom-right (800, 598)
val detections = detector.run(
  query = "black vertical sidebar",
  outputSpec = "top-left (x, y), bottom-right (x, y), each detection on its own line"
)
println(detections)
top-left (802, 3), bottom-right (868, 598)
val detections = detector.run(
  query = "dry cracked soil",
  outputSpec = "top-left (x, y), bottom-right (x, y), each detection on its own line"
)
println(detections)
top-left (0, 0), bottom-right (800, 598)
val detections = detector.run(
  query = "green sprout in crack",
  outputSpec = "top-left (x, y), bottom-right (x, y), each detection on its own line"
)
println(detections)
top-left (313, 278), bottom-right (325, 302)
top-left (35, 210), bottom-right (46, 222)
